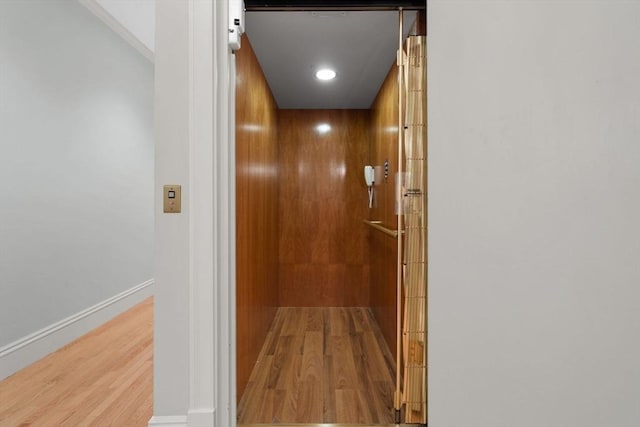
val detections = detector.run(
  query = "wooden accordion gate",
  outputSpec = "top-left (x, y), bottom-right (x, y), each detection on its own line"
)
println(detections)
top-left (397, 34), bottom-right (427, 424)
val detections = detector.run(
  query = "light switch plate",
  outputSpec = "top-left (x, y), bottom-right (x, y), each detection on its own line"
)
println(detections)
top-left (163, 185), bottom-right (181, 213)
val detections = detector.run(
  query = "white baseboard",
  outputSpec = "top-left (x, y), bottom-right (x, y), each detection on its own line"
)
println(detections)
top-left (147, 410), bottom-right (215, 427)
top-left (148, 415), bottom-right (188, 427)
top-left (0, 279), bottom-right (154, 381)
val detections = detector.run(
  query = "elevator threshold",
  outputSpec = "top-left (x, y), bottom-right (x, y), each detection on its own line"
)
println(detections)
top-left (237, 307), bottom-right (397, 425)
top-left (239, 424), bottom-right (416, 427)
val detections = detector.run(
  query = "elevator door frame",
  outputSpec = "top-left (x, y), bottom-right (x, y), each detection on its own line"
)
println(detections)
top-left (231, 3), bottom-right (426, 426)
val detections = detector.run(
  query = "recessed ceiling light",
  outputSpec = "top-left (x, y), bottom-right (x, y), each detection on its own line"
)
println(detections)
top-left (316, 69), bottom-right (336, 81)
top-left (315, 123), bottom-right (331, 134)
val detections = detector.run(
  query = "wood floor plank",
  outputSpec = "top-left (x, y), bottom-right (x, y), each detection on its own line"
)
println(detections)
top-left (301, 331), bottom-right (323, 381)
top-left (295, 379), bottom-right (322, 422)
top-left (335, 389), bottom-right (364, 424)
top-left (322, 355), bottom-right (337, 423)
top-left (273, 389), bottom-right (297, 422)
top-left (281, 307), bottom-right (305, 336)
top-left (352, 343), bottom-right (380, 425)
top-left (328, 307), bottom-right (349, 336)
top-left (261, 330), bottom-right (278, 359)
top-left (272, 338), bottom-right (303, 391)
top-left (373, 380), bottom-right (396, 422)
top-left (330, 335), bottom-right (359, 390)
top-left (363, 331), bottom-right (394, 383)
top-left (265, 309), bottom-right (287, 356)
top-left (257, 389), bottom-right (277, 423)
top-left (350, 328), bottom-right (365, 358)
top-left (267, 335), bottom-right (293, 389)
top-left (237, 354), bottom-right (274, 422)
top-left (305, 307), bottom-right (324, 332)
top-left (237, 306), bottom-right (396, 425)
top-left (323, 308), bottom-right (332, 356)
top-left (351, 307), bottom-right (372, 333)
top-left (369, 309), bottom-right (397, 381)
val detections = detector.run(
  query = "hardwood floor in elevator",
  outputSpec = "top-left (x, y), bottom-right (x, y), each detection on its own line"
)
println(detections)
top-left (237, 307), bottom-right (396, 425)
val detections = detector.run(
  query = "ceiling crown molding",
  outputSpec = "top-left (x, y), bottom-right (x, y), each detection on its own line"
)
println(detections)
top-left (78, 0), bottom-right (154, 63)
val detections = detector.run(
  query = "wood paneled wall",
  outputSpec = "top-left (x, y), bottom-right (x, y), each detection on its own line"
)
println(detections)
top-left (369, 63), bottom-right (400, 357)
top-left (278, 110), bottom-right (370, 307)
top-left (235, 36), bottom-right (279, 401)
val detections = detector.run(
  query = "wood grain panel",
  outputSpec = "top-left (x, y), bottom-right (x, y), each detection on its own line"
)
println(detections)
top-left (278, 110), bottom-right (370, 307)
top-left (235, 35), bottom-right (280, 402)
top-left (369, 63), bottom-right (400, 358)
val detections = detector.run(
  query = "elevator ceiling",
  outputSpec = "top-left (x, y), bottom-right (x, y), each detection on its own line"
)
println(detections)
top-left (245, 10), bottom-right (417, 109)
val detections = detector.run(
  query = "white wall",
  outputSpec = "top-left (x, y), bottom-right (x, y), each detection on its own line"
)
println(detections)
top-left (0, 0), bottom-right (153, 349)
top-left (152, 0), bottom-right (190, 418)
top-left (429, 1), bottom-right (640, 426)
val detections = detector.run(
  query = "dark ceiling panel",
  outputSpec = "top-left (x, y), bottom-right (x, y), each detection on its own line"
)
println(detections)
top-left (245, 0), bottom-right (425, 11)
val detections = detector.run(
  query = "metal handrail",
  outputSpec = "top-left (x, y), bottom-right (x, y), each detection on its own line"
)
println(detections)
top-left (362, 219), bottom-right (400, 238)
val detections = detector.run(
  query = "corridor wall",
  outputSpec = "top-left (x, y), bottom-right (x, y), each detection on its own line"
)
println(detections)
top-left (0, 0), bottom-right (153, 379)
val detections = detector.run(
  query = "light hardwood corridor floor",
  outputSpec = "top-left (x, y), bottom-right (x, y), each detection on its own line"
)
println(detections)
top-left (237, 307), bottom-right (397, 425)
top-left (0, 298), bottom-right (153, 426)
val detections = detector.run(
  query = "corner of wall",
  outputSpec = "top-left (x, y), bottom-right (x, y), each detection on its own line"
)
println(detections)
top-left (0, 280), bottom-right (154, 381)
top-left (78, 0), bottom-right (154, 62)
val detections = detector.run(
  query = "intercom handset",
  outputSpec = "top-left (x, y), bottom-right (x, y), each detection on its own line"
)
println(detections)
top-left (364, 165), bottom-right (375, 208)
top-left (364, 165), bottom-right (375, 187)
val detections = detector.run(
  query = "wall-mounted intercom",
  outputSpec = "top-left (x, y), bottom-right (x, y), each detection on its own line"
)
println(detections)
top-left (364, 165), bottom-right (375, 187)
top-left (364, 165), bottom-right (375, 208)
top-left (229, 0), bottom-right (245, 51)
top-left (163, 185), bottom-right (182, 213)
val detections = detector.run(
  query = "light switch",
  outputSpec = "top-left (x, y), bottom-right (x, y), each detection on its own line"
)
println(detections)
top-left (163, 185), bottom-right (181, 213)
